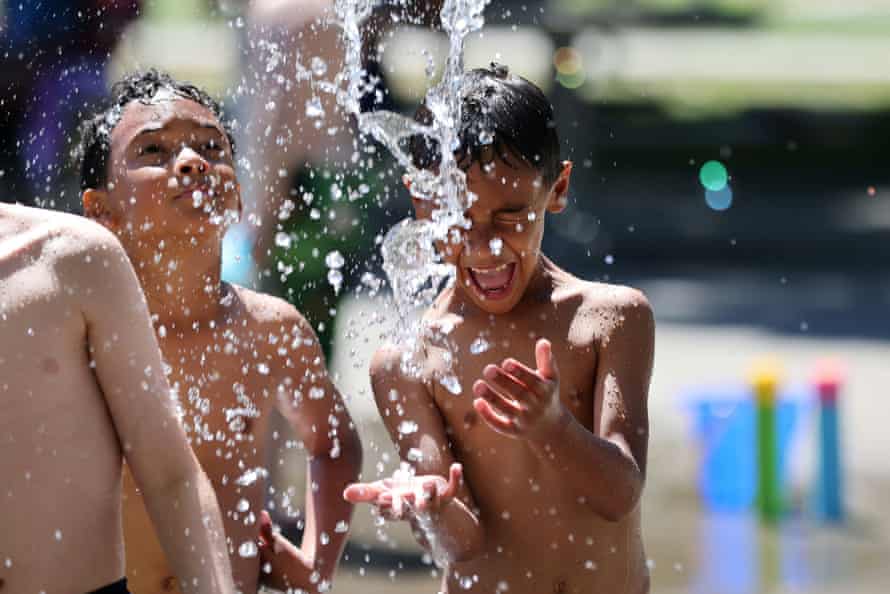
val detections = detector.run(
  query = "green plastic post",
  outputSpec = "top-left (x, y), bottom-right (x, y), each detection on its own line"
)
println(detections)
top-left (751, 361), bottom-right (782, 523)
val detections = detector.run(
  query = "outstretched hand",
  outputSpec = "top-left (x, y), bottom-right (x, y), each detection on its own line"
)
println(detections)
top-left (472, 338), bottom-right (567, 441)
top-left (343, 463), bottom-right (463, 520)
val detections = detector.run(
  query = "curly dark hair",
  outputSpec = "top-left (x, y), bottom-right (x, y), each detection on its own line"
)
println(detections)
top-left (409, 63), bottom-right (561, 185)
top-left (75, 69), bottom-right (236, 190)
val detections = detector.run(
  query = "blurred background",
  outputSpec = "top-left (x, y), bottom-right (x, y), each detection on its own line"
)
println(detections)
top-left (2, 1), bottom-right (889, 593)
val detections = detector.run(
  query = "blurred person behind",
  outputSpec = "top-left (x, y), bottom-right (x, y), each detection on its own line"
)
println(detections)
top-left (1, 1), bottom-right (141, 208)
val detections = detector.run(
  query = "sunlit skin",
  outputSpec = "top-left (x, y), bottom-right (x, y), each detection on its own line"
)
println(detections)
top-left (345, 157), bottom-right (654, 594)
top-left (82, 95), bottom-right (362, 594)
top-left (0, 204), bottom-right (235, 594)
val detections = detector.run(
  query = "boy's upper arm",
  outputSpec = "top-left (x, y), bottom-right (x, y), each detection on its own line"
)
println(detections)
top-left (271, 309), bottom-right (353, 457)
top-left (370, 345), bottom-right (458, 479)
top-left (592, 288), bottom-right (654, 477)
top-left (64, 228), bottom-right (194, 489)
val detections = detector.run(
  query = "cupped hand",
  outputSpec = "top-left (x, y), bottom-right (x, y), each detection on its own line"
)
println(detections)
top-left (343, 463), bottom-right (463, 520)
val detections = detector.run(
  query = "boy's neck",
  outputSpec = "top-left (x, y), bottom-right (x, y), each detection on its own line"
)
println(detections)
top-left (122, 233), bottom-right (227, 331)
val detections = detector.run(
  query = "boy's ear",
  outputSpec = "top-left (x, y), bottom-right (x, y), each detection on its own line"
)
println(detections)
top-left (82, 189), bottom-right (119, 230)
top-left (546, 160), bottom-right (573, 214)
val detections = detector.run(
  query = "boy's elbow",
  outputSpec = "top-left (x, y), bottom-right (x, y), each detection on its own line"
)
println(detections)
top-left (598, 474), bottom-right (644, 522)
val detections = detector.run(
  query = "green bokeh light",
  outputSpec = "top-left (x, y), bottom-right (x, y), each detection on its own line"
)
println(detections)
top-left (699, 160), bottom-right (728, 191)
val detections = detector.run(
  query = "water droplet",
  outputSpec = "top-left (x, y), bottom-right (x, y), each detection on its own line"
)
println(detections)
top-left (407, 448), bottom-right (424, 462)
top-left (440, 375), bottom-right (462, 395)
top-left (320, 532), bottom-right (330, 545)
top-left (327, 269), bottom-right (343, 295)
top-left (309, 386), bottom-right (326, 400)
top-left (26, 327), bottom-right (34, 337)
top-left (334, 520), bottom-right (349, 533)
top-left (235, 467), bottom-right (268, 487)
top-left (470, 337), bottom-right (489, 354)
top-left (238, 540), bottom-right (258, 558)
top-left (325, 250), bottom-right (345, 269)
top-left (310, 56), bottom-right (328, 77)
top-left (398, 420), bottom-right (418, 435)
top-left (527, 211), bottom-right (537, 221)
top-left (306, 97), bottom-right (325, 119)
top-left (257, 363), bottom-right (270, 375)
top-left (236, 498), bottom-right (250, 513)
top-left (604, 254), bottom-right (614, 265)
top-left (54, 529), bottom-right (63, 541)
top-left (274, 232), bottom-right (292, 249)
top-left (489, 237), bottom-right (503, 256)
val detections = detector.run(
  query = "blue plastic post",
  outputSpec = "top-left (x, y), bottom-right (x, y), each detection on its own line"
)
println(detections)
top-left (813, 362), bottom-right (844, 522)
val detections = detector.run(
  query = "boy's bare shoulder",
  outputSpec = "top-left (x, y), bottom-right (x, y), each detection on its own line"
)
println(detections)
top-left (5, 206), bottom-right (124, 258)
top-left (2, 207), bottom-right (131, 287)
top-left (554, 275), bottom-right (653, 346)
top-left (226, 283), bottom-right (312, 331)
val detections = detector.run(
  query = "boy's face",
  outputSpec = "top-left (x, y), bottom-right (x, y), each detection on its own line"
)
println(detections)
top-left (84, 93), bottom-right (240, 245)
top-left (413, 157), bottom-right (571, 315)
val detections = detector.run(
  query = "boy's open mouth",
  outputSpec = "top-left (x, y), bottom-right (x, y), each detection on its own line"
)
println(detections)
top-left (467, 262), bottom-right (517, 300)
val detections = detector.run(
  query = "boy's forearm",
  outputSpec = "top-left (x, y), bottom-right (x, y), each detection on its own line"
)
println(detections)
top-left (303, 436), bottom-right (362, 581)
top-left (259, 440), bottom-right (361, 593)
top-left (409, 496), bottom-right (484, 564)
top-left (144, 467), bottom-right (235, 594)
top-left (530, 410), bottom-right (644, 521)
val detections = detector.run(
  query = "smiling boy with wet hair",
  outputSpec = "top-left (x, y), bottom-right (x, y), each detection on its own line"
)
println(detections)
top-left (76, 69), bottom-right (362, 594)
top-left (346, 63), bottom-right (654, 594)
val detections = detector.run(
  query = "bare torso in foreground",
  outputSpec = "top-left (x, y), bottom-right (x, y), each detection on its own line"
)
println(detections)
top-left (0, 208), bottom-right (129, 593)
top-left (0, 205), bottom-right (235, 594)
top-left (368, 262), bottom-right (653, 594)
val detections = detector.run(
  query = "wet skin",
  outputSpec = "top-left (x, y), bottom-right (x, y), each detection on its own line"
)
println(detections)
top-left (83, 96), bottom-right (361, 593)
top-left (0, 205), bottom-right (234, 594)
top-left (346, 160), bottom-right (654, 593)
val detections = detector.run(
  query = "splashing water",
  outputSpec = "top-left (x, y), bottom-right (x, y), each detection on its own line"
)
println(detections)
top-left (333, 0), bottom-right (491, 358)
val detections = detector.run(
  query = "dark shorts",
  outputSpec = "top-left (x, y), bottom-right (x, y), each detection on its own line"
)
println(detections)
top-left (88, 578), bottom-right (130, 594)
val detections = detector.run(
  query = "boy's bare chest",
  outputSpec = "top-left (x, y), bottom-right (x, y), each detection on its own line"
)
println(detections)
top-left (159, 328), bottom-right (278, 457)
top-left (422, 314), bottom-right (598, 444)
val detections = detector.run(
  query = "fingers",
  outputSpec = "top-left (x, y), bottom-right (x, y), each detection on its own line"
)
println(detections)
top-left (443, 463), bottom-right (463, 499)
top-left (483, 364), bottom-right (540, 405)
top-left (258, 510), bottom-right (274, 548)
top-left (473, 378), bottom-right (523, 416)
top-left (414, 479), bottom-right (437, 513)
top-left (473, 397), bottom-right (519, 437)
top-left (343, 482), bottom-right (387, 503)
top-left (501, 358), bottom-right (550, 398)
top-left (535, 338), bottom-right (558, 381)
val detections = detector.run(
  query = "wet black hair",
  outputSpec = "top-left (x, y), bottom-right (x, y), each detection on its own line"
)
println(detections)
top-left (75, 68), bottom-right (236, 191)
top-left (409, 63), bottom-right (561, 185)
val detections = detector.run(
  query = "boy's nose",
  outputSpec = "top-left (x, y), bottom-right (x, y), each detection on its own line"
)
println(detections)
top-left (175, 147), bottom-right (208, 177)
top-left (462, 222), bottom-right (493, 256)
